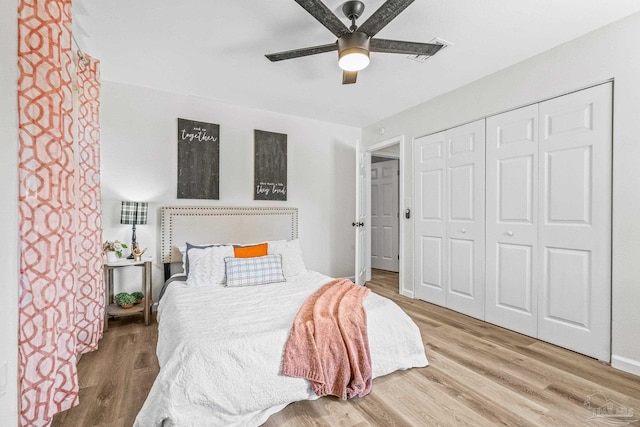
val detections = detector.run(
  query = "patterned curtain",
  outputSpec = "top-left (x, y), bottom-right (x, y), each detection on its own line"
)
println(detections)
top-left (17, 0), bottom-right (103, 425)
top-left (74, 53), bottom-right (104, 355)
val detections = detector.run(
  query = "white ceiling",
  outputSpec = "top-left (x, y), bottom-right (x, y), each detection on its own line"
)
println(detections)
top-left (74, 1), bottom-right (640, 128)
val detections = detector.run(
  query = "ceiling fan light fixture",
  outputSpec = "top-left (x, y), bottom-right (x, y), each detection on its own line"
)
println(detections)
top-left (338, 31), bottom-right (370, 71)
top-left (339, 49), bottom-right (370, 71)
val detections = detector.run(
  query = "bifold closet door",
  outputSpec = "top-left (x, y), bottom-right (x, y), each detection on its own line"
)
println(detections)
top-left (537, 83), bottom-right (612, 361)
top-left (414, 120), bottom-right (485, 319)
top-left (485, 104), bottom-right (539, 337)
top-left (445, 121), bottom-right (485, 319)
top-left (414, 131), bottom-right (447, 306)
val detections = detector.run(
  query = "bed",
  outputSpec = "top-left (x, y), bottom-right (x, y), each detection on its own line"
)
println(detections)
top-left (135, 207), bottom-right (428, 427)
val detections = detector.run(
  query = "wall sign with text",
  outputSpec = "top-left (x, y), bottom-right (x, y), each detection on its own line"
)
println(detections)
top-left (254, 129), bottom-right (287, 201)
top-left (177, 118), bottom-right (220, 200)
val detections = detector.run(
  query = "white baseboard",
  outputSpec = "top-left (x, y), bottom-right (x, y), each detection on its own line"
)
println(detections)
top-left (611, 354), bottom-right (640, 376)
top-left (400, 289), bottom-right (414, 298)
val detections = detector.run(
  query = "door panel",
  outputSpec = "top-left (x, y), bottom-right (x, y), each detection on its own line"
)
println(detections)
top-left (544, 146), bottom-right (592, 224)
top-left (445, 120), bottom-right (485, 319)
top-left (496, 243), bottom-right (533, 313)
top-left (371, 179), bottom-right (379, 263)
top-left (414, 121), bottom-right (485, 319)
top-left (420, 236), bottom-right (443, 291)
top-left (449, 238), bottom-right (474, 297)
top-left (420, 170), bottom-right (442, 219)
top-left (449, 164), bottom-right (474, 221)
top-left (499, 156), bottom-right (534, 223)
top-left (538, 83), bottom-right (611, 361)
top-left (485, 104), bottom-right (539, 336)
top-left (370, 159), bottom-right (399, 272)
top-left (414, 132), bottom-right (447, 305)
top-left (354, 140), bottom-right (368, 286)
top-left (544, 247), bottom-right (591, 327)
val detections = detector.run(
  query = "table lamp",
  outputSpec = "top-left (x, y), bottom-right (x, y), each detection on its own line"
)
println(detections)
top-left (120, 201), bottom-right (148, 259)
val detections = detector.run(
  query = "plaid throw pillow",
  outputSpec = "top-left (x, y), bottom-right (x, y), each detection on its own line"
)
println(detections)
top-left (224, 254), bottom-right (286, 287)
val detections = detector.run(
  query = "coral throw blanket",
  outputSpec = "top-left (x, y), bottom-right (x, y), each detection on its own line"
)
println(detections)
top-left (281, 279), bottom-right (372, 400)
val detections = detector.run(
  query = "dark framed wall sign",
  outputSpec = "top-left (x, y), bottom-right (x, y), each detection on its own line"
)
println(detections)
top-left (254, 129), bottom-right (287, 201)
top-left (177, 118), bottom-right (220, 199)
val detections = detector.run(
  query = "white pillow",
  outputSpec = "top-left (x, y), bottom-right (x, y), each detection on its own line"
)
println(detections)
top-left (267, 239), bottom-right (307, 278)
top-left (186, 245), bottom-right (234, 287)
top-left (224, 254), bottom-right (285, 287)
top-left (178, 245), bottom-right (187, 271)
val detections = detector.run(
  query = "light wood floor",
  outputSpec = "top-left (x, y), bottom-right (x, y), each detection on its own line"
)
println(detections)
top-left (53, 269), bottom-right (640, 426)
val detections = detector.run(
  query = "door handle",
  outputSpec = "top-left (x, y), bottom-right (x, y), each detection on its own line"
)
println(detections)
top-left (405, 208), bottom-right (411, 219)
top-left (352, 222), bottom-right (364, 227)
top-left (460, 229), bottom-right (467, 233)
top-left (507, 231), bottom-right (514, 236)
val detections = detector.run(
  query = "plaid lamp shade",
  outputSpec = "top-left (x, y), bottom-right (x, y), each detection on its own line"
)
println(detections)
top-left (120, 201), bottom-right (148, 225)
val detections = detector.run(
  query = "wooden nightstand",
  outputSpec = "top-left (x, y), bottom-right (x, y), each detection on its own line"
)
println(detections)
top-left (104, 259), bottom-right (152, 331)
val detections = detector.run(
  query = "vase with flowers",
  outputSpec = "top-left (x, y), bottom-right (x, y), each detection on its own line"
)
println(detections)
top-left (103, 240), bottom-right (128, 262)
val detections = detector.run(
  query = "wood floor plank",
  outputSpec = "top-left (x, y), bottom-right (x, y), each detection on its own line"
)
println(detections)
top-left (52, 270), bottom-right (640, 426)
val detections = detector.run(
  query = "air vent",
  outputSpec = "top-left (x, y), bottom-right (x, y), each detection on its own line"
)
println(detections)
top-left (407, 37), bottom-right (452, 63)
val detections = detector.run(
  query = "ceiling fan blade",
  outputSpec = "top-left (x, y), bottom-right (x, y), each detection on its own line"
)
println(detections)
top-left (265, 42), bottom-right (337, 62)
top-left (342, 70), bottom-right (357, 85)
top-left (295, 0), bottom-right (351, 38)
top-left (356, 0), bottom-right (414, 37)
top-left (370, 38), bottom-right (444, 56)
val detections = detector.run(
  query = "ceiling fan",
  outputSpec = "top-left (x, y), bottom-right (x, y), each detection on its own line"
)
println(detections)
top-left (265, 0), bottom-right (444, 84)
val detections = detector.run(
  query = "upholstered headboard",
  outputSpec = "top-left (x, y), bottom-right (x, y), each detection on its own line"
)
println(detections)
top-left (160, 206), bottom-right (298, 277)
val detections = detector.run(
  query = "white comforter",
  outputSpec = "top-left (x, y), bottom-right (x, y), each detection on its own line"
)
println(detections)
top-left (135, 271), bottom-right (427, 427)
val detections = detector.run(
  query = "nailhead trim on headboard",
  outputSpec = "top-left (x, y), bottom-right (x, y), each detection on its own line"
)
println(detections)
top-left (160, 207), bottom-right (298, 264)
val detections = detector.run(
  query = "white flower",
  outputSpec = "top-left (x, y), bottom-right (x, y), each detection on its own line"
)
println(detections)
top-left (103, 240), bottom-right (128, 257)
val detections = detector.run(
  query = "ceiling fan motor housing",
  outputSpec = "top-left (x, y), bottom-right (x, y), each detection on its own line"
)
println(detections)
top-left (338, 31), bottom-right (370, 71)
top-left (342, 0), bottom-right (365, 20)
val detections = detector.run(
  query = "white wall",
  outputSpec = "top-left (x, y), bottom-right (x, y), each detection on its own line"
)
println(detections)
top-left (101, 81), bottom-right (360, 300)
top-left (0, 0), bottom-right (19, 423)
top-left (363, 12), bottom-right (640, 375)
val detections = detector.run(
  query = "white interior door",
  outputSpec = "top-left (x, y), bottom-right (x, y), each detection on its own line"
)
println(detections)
top-left (445, 120), bottom-right (486, 320)
top-left (485, 104), bottom-right (539, 336)
top-left (354, 140), bottom-right (368, 286)
top-left (414, 131), bottom-right (447, 306)
top-left (537, 83), bottom-right (612, 361)
top-left (371, 159), bottom-right (399, 272)
top-left (414, 120), bottom-right (485, 318)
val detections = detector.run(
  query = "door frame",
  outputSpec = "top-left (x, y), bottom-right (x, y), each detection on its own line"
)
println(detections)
top-left (365, 135), bottom-right (405, 293)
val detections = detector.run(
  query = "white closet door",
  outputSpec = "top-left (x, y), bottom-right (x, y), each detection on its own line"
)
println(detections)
top-left (371, 159), bottom-right (399, 272)
top-left (414, 121), bottom-right (485, 319)
top-left (537, 83), bottom-right (612, 361)
top-left (414, 132), bottom-right (447, 306)
top-left (485, 105), bottom-right (539, 336)
top-left (445, 120), bottom-right (486, 319)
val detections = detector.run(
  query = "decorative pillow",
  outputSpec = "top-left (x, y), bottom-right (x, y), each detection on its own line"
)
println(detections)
top-left (183, 242), bottom-right (221, 275)
top-left (224, 254), bottom-right (286, 287)
top-left (178, 245), bottom-right (187, 271)
top-left (186, 245), bottom-right (234, 287)
top-left (234, 242), bottom-right (268, 258)
top-left (267, 239), bottom-right (307, 278)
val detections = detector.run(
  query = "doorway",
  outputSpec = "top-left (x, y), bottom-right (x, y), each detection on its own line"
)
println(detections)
top-left (370, 156), bottom-right (399, 272)
top-left (365, 136), bottom-right (405, 294)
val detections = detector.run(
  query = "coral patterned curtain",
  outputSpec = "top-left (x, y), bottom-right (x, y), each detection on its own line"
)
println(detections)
top-left (74, 53), bottom-right (104, 355)
top-left (17, 0), bottom-right (103, 425)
